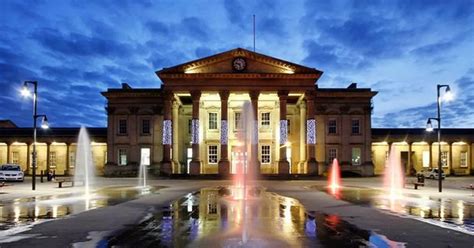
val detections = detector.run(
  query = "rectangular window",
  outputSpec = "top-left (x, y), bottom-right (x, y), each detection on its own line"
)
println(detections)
top-left (422, 151), bottom-right (430, 168)
top-left (261, 112), bottom-right (271, 127)
top-left (118, 149), bottom-right (127, 166)
top-left (234, 112), bottom-right (242, 130)
top-left (441, 151), bottom-right (448, 167)
top-left (261, 145), bottom-right (271, 164)
top-left (188, 119), bottom-right (192, 134)
top-left (12, 151), bottom-right (19, 164)
top-left (328, 148), bottom-right (337, 163)
top-left (460, 151), bottom-right (467, 168)
top-left (351, 119), bottom-right (360, 134)
top-left (328, 119), bottom-right (337, 134)
top-left (351, 148), bottom-right (361, 165)
top-left (142, 119), bottom-right (150, 134)
top-left (69, 151), bottom-right (76, 168)
top-left (118, 119), bottom-right (127, 134)
top-left (208, 113), bottom-right (218, 130)
top-left (50, 151), bottom-right (57, 169)
top-left (208, 145), bottom-right (218, 164)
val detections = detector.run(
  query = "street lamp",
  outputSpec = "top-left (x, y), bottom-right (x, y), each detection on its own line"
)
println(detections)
top-left (21, 81), bottom-right (49, 191)
top-left (426, 84), bottom-right (453, 193)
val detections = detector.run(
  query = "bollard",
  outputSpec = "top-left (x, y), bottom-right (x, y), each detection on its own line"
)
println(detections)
top-left (40, 170), bottom-right (44, 183)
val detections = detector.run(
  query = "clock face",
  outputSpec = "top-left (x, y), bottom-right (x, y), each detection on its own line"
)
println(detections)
top-left (232, 57), bottom-right (247, 72)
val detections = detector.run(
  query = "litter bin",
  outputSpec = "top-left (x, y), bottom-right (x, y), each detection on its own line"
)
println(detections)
top-left (417, 174), bottom-right (424, 183)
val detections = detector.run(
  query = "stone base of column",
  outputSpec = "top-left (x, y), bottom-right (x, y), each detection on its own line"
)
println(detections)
top-left (190, 160), bottom-right (201, 175)
top-left (218, 159), bottom-right (230, 176)
top-left (172, 160), bottom-right (181, 174)
top-left (306, 159), bottom-right (318, 175)
top-left (317, 161), bottom-right (326, 176)
top-left (160, 161), bottom-right (172, 176)
top-left (278, 160), bottom-right (290, 174)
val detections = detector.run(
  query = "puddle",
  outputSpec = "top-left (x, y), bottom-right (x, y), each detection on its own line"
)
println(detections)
top-left (315, 185), bottom-right (474, 234)
top-left (108, 187), bottom-right (404, 247)
top-left (0, 186), bottom-right (163, 231)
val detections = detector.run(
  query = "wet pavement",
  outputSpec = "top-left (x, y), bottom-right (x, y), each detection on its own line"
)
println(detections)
top-left (109, 187), bottom-right (405, 248)
top-left (315, 185), bottom-right (474, 234)
top-left (0, 186), bottom-right (162, 231)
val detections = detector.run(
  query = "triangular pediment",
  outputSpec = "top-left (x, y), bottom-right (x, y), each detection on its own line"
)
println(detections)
top-left (156, 48), bottom-right (322, 76)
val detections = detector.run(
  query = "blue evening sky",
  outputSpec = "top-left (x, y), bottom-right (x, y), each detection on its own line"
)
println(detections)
top-left (0, 0), bottom-right (473, 128)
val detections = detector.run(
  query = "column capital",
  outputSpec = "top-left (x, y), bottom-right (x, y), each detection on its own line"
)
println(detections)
top-left (277, 90), bottom-right (289, 98)
top-left (304, 90), bottom-right (316, 100)
top-left (190, 90), bottom-right (201, 101)
top-left (163, 90), bottom-right (174, 101)
top-left (219, 90), bottom-right (230, 101)
top-left (249, 90), bottom-right (260, 100)
top-left (172, 100), bottom-right (180, 109)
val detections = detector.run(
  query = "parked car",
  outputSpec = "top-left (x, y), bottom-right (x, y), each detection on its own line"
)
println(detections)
top-left (0, 164), bottom-right (24, 182)
top-left (417, 168), bottom-right (445, 180)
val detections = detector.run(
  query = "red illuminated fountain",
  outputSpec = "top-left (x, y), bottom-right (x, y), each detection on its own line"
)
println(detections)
top-left (328, 158), bottom-right (341, 198)
top-left (384, 146), bottom-right (405, 201)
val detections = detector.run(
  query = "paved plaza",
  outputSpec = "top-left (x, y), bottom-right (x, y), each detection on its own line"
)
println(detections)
top-left (0, 176), bottom-right (472, 247)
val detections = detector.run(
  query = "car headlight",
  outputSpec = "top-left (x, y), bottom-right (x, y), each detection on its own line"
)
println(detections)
top-left (0, 173), bottom-right (3, 176)
top-left (19, 172), bottom-right (24, 176)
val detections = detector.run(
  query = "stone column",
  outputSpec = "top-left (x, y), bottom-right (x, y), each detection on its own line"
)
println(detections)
top-left (448, 142), bottom-right (453, 174)
top-left (189, 90), bottom-right (202, 175)
top-left (299, 102), bottom-right (306, 173)
top-left (66, 143), bottom-right (71, 176)
top-left (6, 142), bottom-right (11, 163)
top-left (249, 90), bottom-right (260, 176)
top-left (305, 91), bottom-right (317, 175)
top-left (408, 142), bottom-right (413, 175)
top-left (218, 90), bottom-right (230, 176)
top-left (278, 90), bottom-right (290, 174)
top-left (160, 91), bottom-right (173, 175)
top-left (46, 142), bottom-right (51, 173)
top-left (26, 143), bottom-right (31, 175)
top-left (429, 142), bottom-right (433, 168)
top-left (172, 100), bottom-right (180, 173)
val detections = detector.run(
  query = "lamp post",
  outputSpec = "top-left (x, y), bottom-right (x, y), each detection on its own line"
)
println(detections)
top-left (426, 84), bottom-right (453, 193)
top-left (21, 81), bottom-right (49, 191)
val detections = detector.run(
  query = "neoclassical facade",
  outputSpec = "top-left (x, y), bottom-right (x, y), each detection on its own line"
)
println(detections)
top-left (102, 48), bottom-right (376, 176)
top-left (1, 48), bottom-right (473, 177)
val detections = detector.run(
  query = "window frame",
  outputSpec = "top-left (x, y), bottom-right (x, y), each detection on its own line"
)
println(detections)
top-left (328, 119), bottom-right (337, 135)
top-left (49, 151), bottom-right (57, 169)
top-left (118, 119), bottom-right (128, 135)
top-left (351, 119), bottom-right (361, 135)
top-left (441, 151), bottom-right (449, 167)
top-left (351, 147), bottom-right (362, 165)
top-left (12, 151), bottom-right (19, 164)
top-left (460, 151), bottom-right (467, 168)
top-left (328, 148), bottom-right (337, 163)
top-left (141, 119), bottom-right (151, 135)
top-left (208, 112), bottom-right (218, 130)
top-left (234, 112), bottom-right (242, 131)
top-left (261, 145), bottom-right (271, 164)
top-left (208, 145), bottom-right (218, 164)
top-left (118, 148), bottom-right (128, 166)
top-left (261, 112), bottom-right (271, 128)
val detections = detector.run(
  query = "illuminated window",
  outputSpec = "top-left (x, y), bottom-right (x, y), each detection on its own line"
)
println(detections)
top-left (328, 119), bottom-right (337, 134)
top-left (328, 148), bottom-right (337, 163)
top-left (208, 145), bottom-right (218, 164)
top-left (261, 145), bottom-right (271, 164)
top-left (208, 113), bottom-right (218, 130)
top-left (12, 151), bottom-right (19, 164)
top-left (460, 151), bottom-right (467, 168)
top-left (351, 148), bottom-right (361, 165)
top-left (261, 112), bottom-right (270, 127)
top-left (140, 148), bottom-right (150, 166)
top-left (142, 119), bottom-right (150, 135)
top-left (49, 151), bottom-right (57, 169)
top-left (234, 112), bottom-right (242, 130)
top-left (351, 119), bottom-right (360, 134)
top-left (422, 151), bottom-right (430, 168)
top-left (118, 149), bottom-right (127, 166)
top-left (441, 151), bottom-right (448, 167)
top-left (118, 119), bottom-right (127, 134)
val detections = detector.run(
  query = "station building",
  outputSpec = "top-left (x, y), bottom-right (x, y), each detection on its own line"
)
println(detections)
top-left (0, 48), bottom-right (473, 177)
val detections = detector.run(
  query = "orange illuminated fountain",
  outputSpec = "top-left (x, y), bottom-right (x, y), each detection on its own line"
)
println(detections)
top-left (327, 158), bottom-right (341, 198)
top-left (384, 146), bottom-right (405, 203)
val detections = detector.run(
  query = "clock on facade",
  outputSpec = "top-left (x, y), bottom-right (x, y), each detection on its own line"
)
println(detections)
top-left (232, 57), bottom-right (247, 72)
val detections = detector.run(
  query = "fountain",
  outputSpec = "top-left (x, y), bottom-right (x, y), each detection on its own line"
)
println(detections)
top-left (138, 161), bottom-right (148, 189)
top-left (75, 126), bottom-right (95, 199)
top-left (384, 146), bottom-right (404, 201)
top-left (328, 158), bottom-right (341, 198)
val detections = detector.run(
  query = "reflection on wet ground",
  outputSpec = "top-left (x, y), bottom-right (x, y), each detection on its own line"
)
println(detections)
top-left (0, 186), bottom-right (162, 231)
top-left (316, 185), bottom-right (474, 233)
top-left (109, 187), bottom-right (405, 247)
